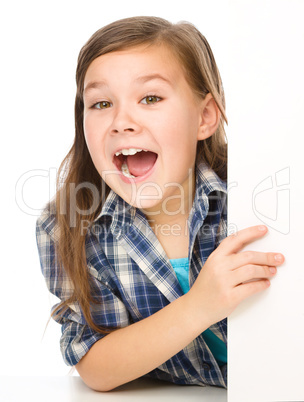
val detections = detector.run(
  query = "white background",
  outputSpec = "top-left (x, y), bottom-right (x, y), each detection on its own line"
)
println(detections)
top-left (227, 1), bottom-right (304, 401)
top-left (1, 1), bottom-right (303, 401)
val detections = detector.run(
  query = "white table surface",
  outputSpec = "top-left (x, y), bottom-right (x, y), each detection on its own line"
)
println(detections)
top-left (0, 376), bottom-right (227, 402)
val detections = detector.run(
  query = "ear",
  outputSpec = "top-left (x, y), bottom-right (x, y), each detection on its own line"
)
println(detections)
top-left (197, 93), bottom-right (221, 141)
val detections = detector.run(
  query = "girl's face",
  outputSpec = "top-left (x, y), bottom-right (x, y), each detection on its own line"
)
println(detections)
top-left (83, 44), bottom-right (209, 212)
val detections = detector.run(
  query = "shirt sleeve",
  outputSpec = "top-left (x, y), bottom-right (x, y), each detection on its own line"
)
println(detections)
top-left (36, 210), bottom-right (130, 366)
top-left (214, 191), bottom-right (227, 248)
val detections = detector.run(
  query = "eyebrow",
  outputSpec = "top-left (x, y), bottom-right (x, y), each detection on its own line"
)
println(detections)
top-left (83, 73), bottom-right (172, 96)
top-left (134, 73), bottom-right (173, 86)
top-left (83, 80), bottom-right (108, 96)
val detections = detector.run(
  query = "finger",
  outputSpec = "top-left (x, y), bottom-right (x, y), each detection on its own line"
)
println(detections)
top-left (234, 278), bottom-right (271, 302)
top-left (232, 264), bottom-right (277, 286)
top-left (229, 251), bottom-right (285, 270)
top-left (217, 225), bottom-right (269, 256)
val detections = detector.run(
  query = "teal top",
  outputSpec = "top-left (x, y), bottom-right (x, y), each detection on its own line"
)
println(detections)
top-left (169, 258), bottom-right (227, 367)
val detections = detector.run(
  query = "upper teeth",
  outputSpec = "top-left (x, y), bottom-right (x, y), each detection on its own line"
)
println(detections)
top-left (115, 148), bottom-right (147, 156)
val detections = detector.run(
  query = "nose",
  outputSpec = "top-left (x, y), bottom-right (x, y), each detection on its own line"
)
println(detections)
top-left (110, 105), bottom-right (141, 135)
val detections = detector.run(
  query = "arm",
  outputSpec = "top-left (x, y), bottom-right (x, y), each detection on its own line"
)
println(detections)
top-left (76, 292), bottom-right (207, 391)
top-left (76, 225), bottom-right (284, 391)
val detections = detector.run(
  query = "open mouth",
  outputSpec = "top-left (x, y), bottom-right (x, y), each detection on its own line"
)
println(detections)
top-left (113, 148), bottom-right (158, 179)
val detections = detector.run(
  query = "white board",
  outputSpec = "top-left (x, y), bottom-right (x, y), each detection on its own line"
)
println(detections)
top-left (227, 1), bottom-right (304, 401)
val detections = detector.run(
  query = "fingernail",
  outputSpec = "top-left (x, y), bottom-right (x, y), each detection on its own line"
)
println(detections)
top-left (258, 225), bottom-right (267, 231)
top-left (270, 267), bottom-right (276, 274)
top-left (274, 254), bottom-right (284, 262)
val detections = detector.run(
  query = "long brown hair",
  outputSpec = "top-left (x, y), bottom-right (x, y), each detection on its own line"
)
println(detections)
top-left (52, 16), bottom-right (227, 333)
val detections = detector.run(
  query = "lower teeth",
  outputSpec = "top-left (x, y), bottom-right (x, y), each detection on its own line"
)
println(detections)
top-left (121, 162), bottom-right (135, 178)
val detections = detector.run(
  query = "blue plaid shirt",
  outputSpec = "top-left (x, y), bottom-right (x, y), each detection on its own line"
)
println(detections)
top-left (36, 161), bottom-right (227, 388)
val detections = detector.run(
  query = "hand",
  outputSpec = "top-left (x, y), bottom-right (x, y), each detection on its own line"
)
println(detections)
top-left (186, 225), bottom-right (285, 327)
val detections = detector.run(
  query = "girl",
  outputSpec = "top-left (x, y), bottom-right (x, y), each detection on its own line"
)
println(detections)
top-left (36, 16), bottom-right (284, 391)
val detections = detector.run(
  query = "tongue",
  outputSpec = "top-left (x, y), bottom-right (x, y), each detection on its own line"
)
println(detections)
top-left (126, 151), bottom-right (157, 177)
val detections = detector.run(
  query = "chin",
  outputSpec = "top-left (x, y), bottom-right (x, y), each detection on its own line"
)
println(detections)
top-left (115, 181), bottom-right (163, 211)
top-left (125, 196), bottom-right (162, 213)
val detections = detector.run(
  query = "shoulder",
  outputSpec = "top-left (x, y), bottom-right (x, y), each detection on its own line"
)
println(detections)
top-left (36, 202), bottom-right (59, 243)
top-left (196, 161), bottom-right (227, 195)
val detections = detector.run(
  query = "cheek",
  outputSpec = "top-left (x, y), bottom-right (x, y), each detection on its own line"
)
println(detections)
top-left (83, 114), bottom-right (92, 144)
top-left (152, 108), bottom-right (183, 141)
top-left (161, 109), bottom-right (199, 149)
top-left (83, 114), bottom-right (101, 155)
top-left (83, 133), bottom-right (95, 159)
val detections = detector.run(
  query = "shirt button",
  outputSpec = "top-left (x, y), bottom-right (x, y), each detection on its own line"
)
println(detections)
top-left (202, 363), bottom-right (211, 370)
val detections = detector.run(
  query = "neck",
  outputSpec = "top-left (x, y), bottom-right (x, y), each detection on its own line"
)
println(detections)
top-left (142, 170), bottom-right (196, 259)
top-left (144, 169), bottom-right (195, 226)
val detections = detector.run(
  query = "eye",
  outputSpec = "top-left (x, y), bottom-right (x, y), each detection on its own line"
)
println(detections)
top-left (141, 95), bottom-right (162, 105)
top-left (93, 101), bottom-right (112, 109)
